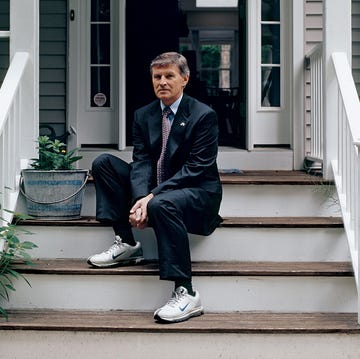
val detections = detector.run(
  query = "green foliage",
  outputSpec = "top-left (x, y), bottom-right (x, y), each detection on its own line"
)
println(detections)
top-left (201, 44), bottom-right (221, 68)
top-left (0, 212), bottom-right (37, 320)
top-left (30, 136), bottom-right (83, 170)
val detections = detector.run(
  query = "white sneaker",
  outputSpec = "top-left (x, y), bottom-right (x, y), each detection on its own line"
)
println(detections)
top-left (154, 286), bottom-right (204, 323)
top-left (87, 236), bottom-right (143, 267)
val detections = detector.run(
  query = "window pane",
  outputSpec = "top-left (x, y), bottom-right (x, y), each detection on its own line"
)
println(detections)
top-left (91, 66), bottom-right (110, 107)
top-left (261, 24), bottom-right (280, 64)
top-left (0, 0), bottom-right (9, 31)
top-left (261, 0), bottom-right (280, 21)
top-left (91, 24), bottom-right (110, 64)
top-left (261, 66), bottom-right (280, 107)
top-left (91, 0), bottom-right (110, 22)
top-left (201, 45), bottom-right (221, 68)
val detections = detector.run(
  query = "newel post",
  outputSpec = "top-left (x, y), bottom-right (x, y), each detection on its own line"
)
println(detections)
top-left (322, 0), bottom-right (351, 179)
top-left (10, 0), bottom-right (39, 163)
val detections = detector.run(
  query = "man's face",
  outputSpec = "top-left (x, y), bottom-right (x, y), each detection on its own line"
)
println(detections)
top-left (152, 64), bottom-right (189, 106)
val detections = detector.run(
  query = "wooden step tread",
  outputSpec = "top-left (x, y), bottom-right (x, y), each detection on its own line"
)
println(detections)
top-left (222, 216), bottom-right (343, 227)
top-left (13, 259), bottom-right (353, 277)
top-left (219, 170), bottom-right (332, 185)
top-left (86, 171), bottom-right (332, 185)
top-left (1, 310), bottom-right (359, 334)
top-left (18, 216), bottom-right (343, 228)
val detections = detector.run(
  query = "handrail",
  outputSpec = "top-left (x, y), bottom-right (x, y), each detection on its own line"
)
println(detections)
top-left (330, 52), bottom-right (360, 323)
top-left (0, 52), bottom-right (30, 227)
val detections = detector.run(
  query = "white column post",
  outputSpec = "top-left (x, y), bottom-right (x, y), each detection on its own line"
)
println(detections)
top-left (322, 0), bottom-right (351, 179)
top-left (10, 0), bottom-right (39, 162)
top-left (292, 0), bottom-right (305, 170)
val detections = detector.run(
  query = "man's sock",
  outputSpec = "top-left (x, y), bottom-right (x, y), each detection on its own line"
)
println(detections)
top-left (113, 223), bottom-right (136, 246)
top-left (175, 279), bottom-right (195, 296)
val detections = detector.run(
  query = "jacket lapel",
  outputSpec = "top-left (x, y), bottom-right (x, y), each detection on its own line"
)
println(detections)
top-left (146, 96), bottom-right (191, 163)
top-left (166, 96), bottom-right (191, 160)
top-left (147, 102), bottom-right (162, 152)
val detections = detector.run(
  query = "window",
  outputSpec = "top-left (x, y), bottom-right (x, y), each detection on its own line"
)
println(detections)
top-left (260, 0), bottom-right (280, 107)
top-left (90, 0), bottom-right (111, 107)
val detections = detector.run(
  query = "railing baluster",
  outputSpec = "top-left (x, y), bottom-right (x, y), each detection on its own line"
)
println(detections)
top-left (305, 44), bottom-right (323, 165)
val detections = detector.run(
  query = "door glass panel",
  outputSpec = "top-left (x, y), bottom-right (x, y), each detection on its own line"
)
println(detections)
top-left (260, 0), bottom-right (280, 108)
top-left (261, 0), bottom-right (280, 21)
top-left (91, 67), bottom-right (110, 107)
top-left (261, 66), bottom-right (280, 107)
top-left (91, 24), bottom-right (110, 64)
top-left (91, 0), bottom-right (110, 21)
top-left (261, 24), bottom-right (280, 64)
top-left (90, 0), bottom-right (111, 107)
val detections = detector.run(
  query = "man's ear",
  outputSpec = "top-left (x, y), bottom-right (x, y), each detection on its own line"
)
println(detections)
top-left (182, 75), bottom-right (189, 88)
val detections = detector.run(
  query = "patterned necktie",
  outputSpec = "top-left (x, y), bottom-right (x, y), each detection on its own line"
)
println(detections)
top-left (157, 107), bottom-right (172, 184)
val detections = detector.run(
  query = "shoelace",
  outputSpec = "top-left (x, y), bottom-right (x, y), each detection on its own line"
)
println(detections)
top-left (104, 239), bottom-right (123, 254)
top-left (166, 290), bottom-right (186, 308)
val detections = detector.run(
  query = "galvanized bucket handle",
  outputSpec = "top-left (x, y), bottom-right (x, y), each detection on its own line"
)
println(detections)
top-left (19, 171), bottom-right (89, 205)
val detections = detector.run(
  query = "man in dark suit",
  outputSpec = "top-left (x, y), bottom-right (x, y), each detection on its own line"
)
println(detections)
top-left (88, 52), bottom-right (222, 323)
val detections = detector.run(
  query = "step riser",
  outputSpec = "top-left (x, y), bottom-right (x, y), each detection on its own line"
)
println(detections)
top-left (78, 148), bottom-right (294, 171)
top-left (6, 275), bottom-right (356, 312)
top-left (79, 185), bottom-right (340, 218)
top-left (2, 331), bottom-right (360, 359)
top-left (220, 185), bottom-right (339, 217)
top-left (19, 226), bottom-right (349, 262)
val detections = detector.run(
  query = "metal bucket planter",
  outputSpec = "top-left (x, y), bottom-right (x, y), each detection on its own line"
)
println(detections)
top-left (20, 169), bottom-right (89, 220)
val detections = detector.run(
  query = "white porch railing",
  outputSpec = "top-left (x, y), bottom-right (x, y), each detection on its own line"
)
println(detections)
top-left (0, 52), bottom-right (31, 226)
top-left (330, 52), bottom-right (360, 323)
top-left (308, 46), bottom-right (360, 322)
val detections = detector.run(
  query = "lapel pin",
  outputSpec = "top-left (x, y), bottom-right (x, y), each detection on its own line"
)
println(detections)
top-left (180, 122), bottom-right (186, 127)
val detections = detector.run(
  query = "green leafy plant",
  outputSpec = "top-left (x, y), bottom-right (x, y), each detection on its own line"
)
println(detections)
top-left (0, 212), bottom-right (37, 320)
top-left (30, 135), bottom-right (82, 170)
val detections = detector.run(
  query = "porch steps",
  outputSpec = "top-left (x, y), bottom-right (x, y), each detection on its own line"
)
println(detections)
top-left (1, 310), bottom-right (360, 359)
top-left (5, 256), bottom-right (355, 312)
top-left (12, 258), bottom-right (353, 277)
top-left (1, 170), bottom-right (358, 358)
top-left (19, 215), bottom-right (344, 228)
top-left (78, 148), bottom-right (294, 171)
top-left (1, 310), bottom-right (359, 334)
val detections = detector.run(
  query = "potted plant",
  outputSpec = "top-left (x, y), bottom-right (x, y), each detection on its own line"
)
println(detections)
top-left (20, 136), bottom-right (89, 220)
top-left (0, 211), bottom-right (37, 320)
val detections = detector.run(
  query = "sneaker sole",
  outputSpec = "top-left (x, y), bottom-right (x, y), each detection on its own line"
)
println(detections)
top-left (154, 307), bottom-right (204, 323)
top-left (87, 256), bottom-right (144, 268)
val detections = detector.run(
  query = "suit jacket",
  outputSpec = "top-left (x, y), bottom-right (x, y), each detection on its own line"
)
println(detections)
top-left (130, 93), bottom-right (222, 199)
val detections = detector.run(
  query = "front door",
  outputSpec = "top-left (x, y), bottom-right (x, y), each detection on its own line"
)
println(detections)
top-left (248, 0), bottom-right (291, 147)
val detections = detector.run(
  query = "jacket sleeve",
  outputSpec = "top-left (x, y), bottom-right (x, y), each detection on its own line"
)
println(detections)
top-left (130, 110), bottom-right (155, 201)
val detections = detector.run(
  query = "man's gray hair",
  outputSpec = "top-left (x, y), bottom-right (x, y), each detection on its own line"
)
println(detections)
top-left (150, 52), bottom-right (190, 78)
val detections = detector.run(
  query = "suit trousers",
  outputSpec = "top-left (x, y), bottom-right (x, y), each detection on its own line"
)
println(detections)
top-left (92, 153), bottom-right (220, 281)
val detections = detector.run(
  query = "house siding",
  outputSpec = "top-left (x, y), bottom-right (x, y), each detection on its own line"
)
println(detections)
top-left (0, 0), bottom-right (67, 137)
top-left (304, 0), bottom-right (359, 157)
top-left (39, 0), bottom-right (67, 138)
top-left (304, 0), bottom-right (323, 157)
